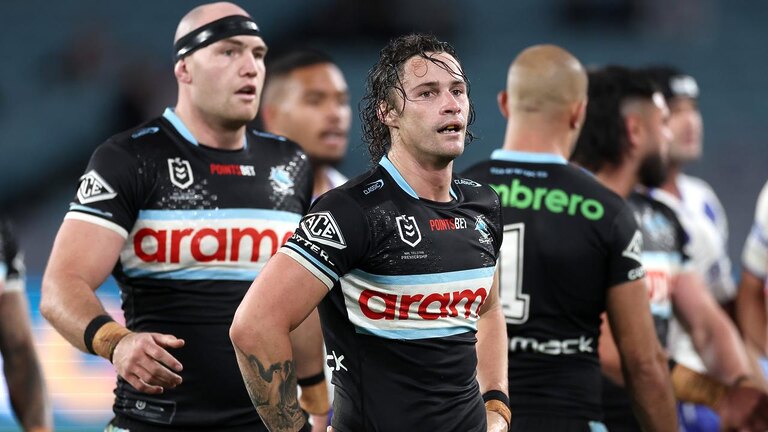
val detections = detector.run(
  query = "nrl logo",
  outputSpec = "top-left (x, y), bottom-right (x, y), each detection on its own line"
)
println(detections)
top-left (168, 158), bottom-right (194, 189)
top-left (77, 170), bottom-right (117, 204)
top-left (396, 215), bottom-right (421, 247)
top-left (301, 211), bottom-right (346, 249)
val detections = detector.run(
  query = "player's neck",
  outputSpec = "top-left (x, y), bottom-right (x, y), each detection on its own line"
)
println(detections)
top-left (502, 116), bottom-right (571, 159)
top-left (596, 162), bottom-right (639, 198)
top-left (173, 104), bottom-right (246, 151)
top-left (387, 148), bottom-right (454, 202)
top-left (313, 166), bottom-right (333, 197)
top-left (660, 165), bottom-right (683, 198)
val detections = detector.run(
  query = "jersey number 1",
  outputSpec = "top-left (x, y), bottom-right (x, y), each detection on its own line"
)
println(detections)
top-left (500, 223), bottom-right (530, 324)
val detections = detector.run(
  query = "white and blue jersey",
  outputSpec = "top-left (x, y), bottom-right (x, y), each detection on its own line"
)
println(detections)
top-left (281, 156), bottom-right (502, 432)
top-left (65, 108), bottom-right (313, 431)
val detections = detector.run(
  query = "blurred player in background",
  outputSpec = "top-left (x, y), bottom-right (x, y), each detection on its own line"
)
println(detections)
top-left (737, 179), bottom-right (768, 371)
top-left (40, 3), bottom-right (326, 431)
top-left (0, 217), bottom-right (51, 432)
top-left (260, 49), bottom-right (351, 200)
top-left (572, 65), bottom-right (768, 432)
top-left (463, 44), bottom-right (676, 432)
top-left (644, 66), bottom-right (748, 432)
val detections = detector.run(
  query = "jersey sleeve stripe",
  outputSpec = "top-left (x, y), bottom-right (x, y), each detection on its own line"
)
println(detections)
top-left (69, 204), bottom-right (114, 218)
top-left (65, 212), bottom-right (129, 239)
top-left (349, 266), bottom-right (496, 286)
top-left (279, 247), bottom-right (335, 290)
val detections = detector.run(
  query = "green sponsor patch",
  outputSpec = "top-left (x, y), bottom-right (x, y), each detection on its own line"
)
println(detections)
top-left (492, 179), bottom-right (604, 220)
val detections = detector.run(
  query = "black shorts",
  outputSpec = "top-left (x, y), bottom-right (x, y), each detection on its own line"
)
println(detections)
top-left (511, 416), bottom-right (608, 432)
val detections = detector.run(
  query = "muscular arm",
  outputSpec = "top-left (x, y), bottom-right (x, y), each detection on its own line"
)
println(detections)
top-left (476, 272), bottom-right (509, 432)
top-left (0, 291), bottom-right (52, 431)
top-left (673, 270), bottom-right (752, 383)
top-left (476, 272), bottom-right (508, 395)
top-left (230, 253), bottom-right (328, 432)
top-left (735, 270), bottom-right (767, 355)
top-left (41, 219), bottom-right (183, 394)
top-left (605, 279), bottom-right (677, 432)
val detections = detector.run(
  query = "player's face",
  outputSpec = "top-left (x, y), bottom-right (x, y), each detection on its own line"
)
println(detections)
top-left (389, 52), bottom-right (469, 164)
top-left (638, 93), bottom-right (672, 187)
top-left (187, 35), bottom-right (267, 125)
top-left (271, 63), bottom-right (351, 165)
top-left (667, 97), bottom-right (703, 164)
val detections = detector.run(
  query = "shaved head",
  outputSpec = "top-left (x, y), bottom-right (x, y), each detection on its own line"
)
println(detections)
top-left (174, 2), bottom-right (251, 43)
top-left (505, 44), bottom-right (587, 115)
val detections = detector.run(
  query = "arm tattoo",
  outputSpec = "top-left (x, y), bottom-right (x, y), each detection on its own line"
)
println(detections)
top-left (243, 354), bottom-right (304, 431)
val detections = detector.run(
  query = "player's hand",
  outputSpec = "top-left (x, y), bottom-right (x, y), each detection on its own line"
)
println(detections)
top-left (111, 332), bottom-right (185, 394)
top-left (486, 410), bottom-right (509, 432)
top-left (717, 385), bottom-right (768, 431)
top-left (309, 413), bottom-right (328, 432)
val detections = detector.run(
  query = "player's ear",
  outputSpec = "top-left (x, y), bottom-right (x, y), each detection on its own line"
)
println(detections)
top-left (175, 59), bottom-right (192, 84)
top-left (378, 100), bottom-right (398, 128)
top-left (570, 98), bottom-right (587, 130)
top-left (497, 90), bottom-right (509, 119)
top-left (624, 114), bottom-right (643, 153)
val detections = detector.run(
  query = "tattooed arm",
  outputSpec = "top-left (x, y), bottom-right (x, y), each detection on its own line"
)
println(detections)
top-left (231, 253), bottom-right (329, 432)
top-left (0, 291), bottom-right (53, 432)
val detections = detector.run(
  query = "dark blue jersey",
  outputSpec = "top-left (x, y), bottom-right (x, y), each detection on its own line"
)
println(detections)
top-left (66, 108), bottom-right (312, 431)
top-left (281, 156), bottom-right (502, 432)
top-left (463, 150), bottom-right (645, 421)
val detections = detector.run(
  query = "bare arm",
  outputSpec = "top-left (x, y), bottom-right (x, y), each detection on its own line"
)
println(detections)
top-left (597, 312), bottom-right (624, 385)
top-left (606, 279), bottom-right (677, 432)
top-left (290, 309), bottom-right (330, 432)
top-left (41, 219), bottom-right (183, 394)
top-left (0, 291), bottom-right (52, 431)
top-left (673, 270), bottom-right (751, 383)
top-left (231, 253), bottom-right (328, 432)
top-left (476, 272), bottom-right (509, 432)
top-left (735, 270), bottom-right (767, 355)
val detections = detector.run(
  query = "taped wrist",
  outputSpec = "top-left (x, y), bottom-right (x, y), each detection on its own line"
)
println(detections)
top-left (670, 364), bottom-right (727, 408)
top-left (298, 371), bottom-right (330, 415)
top-left (483, 390), bottom-right (511, 428)
top-left (84, 315), bottom-right (132, 362)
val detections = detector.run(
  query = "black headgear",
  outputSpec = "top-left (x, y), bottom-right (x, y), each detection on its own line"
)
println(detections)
top-left (173, 15), bottom-right (260, 62)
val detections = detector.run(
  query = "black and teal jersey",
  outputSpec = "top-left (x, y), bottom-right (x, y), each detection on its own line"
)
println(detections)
top-left (463, 149), bottom-right (645, 421)
top-left (66, 108), bottom-right (312, 431)
top-left (281, 155), bottom-right (502, 432)
top-left (602, 190), bottom-right (690, 432)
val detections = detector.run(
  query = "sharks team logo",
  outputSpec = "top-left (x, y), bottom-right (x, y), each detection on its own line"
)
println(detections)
top-left (396, 215), bottom-right (421, 247)
top-left (474, 215), bottom-right (493, 244)
top-left (168, 158), bottom-right (194, 189)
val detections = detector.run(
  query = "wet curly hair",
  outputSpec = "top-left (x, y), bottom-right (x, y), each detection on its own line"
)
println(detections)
top-left (360, 34), bottom-right (476, 164)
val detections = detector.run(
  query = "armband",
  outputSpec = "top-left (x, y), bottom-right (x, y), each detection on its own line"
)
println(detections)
top-left (483, 390), bottom-right (511, 429)
top-left (84, 314), bottom-right (132, 362)
top-left (298, 371), bottom-right (330, 415)
top-left (670, 363), bottom-right (727, 408)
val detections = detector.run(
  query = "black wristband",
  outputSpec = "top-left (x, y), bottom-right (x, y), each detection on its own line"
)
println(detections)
top-left (297, 371), bottom-right (325, 387)
top-left (482, 390), bottom-right (510, 407)
top-left (84, 315), bottom-right (114, 355)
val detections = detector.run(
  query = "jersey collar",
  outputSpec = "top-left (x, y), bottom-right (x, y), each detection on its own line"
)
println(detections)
top-left (379, 155), bottom-right (457, 200)
top-left (491, 149), bottom-right (567, 165)
top-left (162, 107), bottom-right (248, 150)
